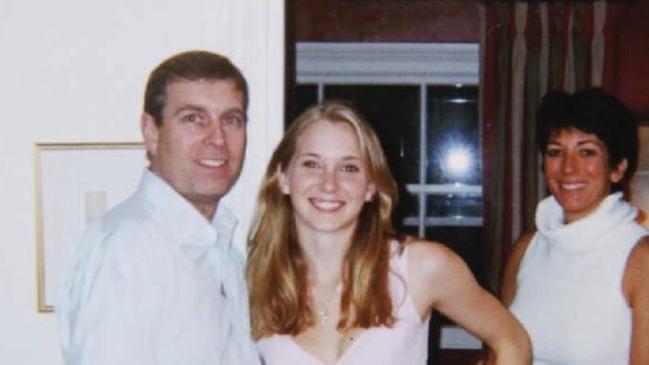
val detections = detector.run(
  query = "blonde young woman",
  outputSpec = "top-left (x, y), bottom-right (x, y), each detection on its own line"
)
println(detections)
top-left (247, 102), bottom-right (531, 365)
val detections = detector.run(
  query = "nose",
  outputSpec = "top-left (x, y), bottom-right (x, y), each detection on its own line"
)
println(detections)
top-left (561, 153), bottom-right (577, 174)
top-left (204, 121), bottom-right (225, 147)
top-left (320, 168), bottom-right (339, 192)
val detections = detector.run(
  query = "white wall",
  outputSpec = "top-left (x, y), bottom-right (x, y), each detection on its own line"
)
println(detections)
top-left (0, 1), bottom-right (284, 363)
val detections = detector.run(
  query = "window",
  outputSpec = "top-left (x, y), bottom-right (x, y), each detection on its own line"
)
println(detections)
top-left (295, 42), bottom-right (484, 285)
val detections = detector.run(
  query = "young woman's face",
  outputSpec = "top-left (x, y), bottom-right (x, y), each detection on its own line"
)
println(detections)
top-left (278, 119), bottom-right (375, 236)
top-left (543, 127), bottom-right (626, 223)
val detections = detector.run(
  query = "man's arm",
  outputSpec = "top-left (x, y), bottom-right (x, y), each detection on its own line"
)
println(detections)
top-left (58, 224), bottom-right (162, 365)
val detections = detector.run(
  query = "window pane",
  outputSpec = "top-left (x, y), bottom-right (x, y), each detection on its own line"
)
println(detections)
top-left (324, 85), bottom-right (420, 225)
top-left (425, 226), bottom-right (485, 285)
top-left (425, 194), bottom-right (483, 218)
top-left (294, 84), bottom-right (319, 117)
top-left (424, 86), bottom-right (484, 284)
top-left (425, 86), bottom-right (479, 185)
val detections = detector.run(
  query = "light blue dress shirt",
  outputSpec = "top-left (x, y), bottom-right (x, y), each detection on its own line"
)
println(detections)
top-left (57, 169), bottom-right (260, 365)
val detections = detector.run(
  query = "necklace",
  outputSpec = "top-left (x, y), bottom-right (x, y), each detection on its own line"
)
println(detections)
top-left (313, 291), bottom-right (360, 344)
top-left (312, 282), bottom-right (342, 325)
top-left (316, 297), bottom-right (330, 324)
top-left (314, 299), bottom-right (357, 342)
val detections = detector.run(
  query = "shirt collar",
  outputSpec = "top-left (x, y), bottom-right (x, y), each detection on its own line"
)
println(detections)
top-left (536, 192), bottom-right (638, 252)
top-left (137, 169), bottom-right (238, 247)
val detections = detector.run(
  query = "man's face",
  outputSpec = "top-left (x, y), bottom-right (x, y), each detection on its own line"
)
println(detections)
top-left (142, 79), bottom-right (247, 219)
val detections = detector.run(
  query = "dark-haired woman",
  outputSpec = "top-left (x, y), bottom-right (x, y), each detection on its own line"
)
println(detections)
top-left (501, 88), bottom-right (649, 365)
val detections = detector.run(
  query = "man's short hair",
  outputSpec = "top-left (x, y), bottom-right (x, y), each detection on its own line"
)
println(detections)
top-left (143, 50), bottom-right (248, 126)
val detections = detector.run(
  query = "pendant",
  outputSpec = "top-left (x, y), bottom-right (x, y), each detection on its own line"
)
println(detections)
top-left (317, 308), bottom-right (328, 324)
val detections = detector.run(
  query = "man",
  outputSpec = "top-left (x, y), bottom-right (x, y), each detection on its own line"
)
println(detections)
top-left (57, 50), bottom-right (260, 365)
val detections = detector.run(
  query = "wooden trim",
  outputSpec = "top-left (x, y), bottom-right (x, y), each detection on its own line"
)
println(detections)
top-left (293, 0), bottom-right (478, 42)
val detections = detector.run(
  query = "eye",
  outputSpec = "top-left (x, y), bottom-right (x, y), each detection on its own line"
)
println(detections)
top-left (578, 148), bottom-right (599, 157)
top-left (222, 114), bottom-right (245, 129)
top-left (545, 148), bottom-right (562, 158)
top-left (181, 113), bottom-right (206, 125)
top-left (341, 164), bottom-right (360, 173)
top-left (301, 159), bottom-right (320, 169)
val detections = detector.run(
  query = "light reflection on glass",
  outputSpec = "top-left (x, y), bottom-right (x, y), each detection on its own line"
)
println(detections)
top-left (437, 140), bottom-right (475, 182)
top-left (444, 146), bottom-right (471, 178)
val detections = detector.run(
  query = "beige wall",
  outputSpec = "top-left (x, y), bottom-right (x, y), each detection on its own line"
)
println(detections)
top-left (631, 125), bottom-right (649, 229)
top-left (0, 1), bottom-right (284, 363)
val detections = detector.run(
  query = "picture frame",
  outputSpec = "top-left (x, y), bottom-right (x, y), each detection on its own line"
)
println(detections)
top-left (34, 142), bottom-right (146, 312)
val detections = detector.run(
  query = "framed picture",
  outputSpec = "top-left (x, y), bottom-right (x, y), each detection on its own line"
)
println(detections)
top-left (34, 142), bottom-right (146, 312)
top-left (631, 125), bottom-right (649, 229)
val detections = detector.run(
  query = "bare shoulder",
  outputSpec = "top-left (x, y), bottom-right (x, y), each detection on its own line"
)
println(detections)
top-left (509, 232), bottom-right (535, 263)
top-left (622, 236), bottom-right (649, 305)
top-left (500, 231), bottom-right (535, 304)
top-left (405, 238), bottom-right (464, 279)
top-left (503, 231), bottom-right (536, 275)
top-left (404, 238), bottom-right (477, 296)
top-left (404, 238), bottom-right (475, 316)
top-left (623, 236), bottom-right (649, 365)
top-left (631, 235), bottom-right (649, 256)
top-left (626, 236), bottom-right (649, 273)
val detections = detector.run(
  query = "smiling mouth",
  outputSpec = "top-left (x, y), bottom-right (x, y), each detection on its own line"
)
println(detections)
top-left (559, 182), bottom-right (586, 191)
top-left (198, 159), bottom-right (226, 168)
top-left (309, 198), bottom-right (344, 211)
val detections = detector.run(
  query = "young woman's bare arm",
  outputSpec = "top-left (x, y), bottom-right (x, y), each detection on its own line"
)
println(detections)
top-left (407, 240), bottom-right (531, 365)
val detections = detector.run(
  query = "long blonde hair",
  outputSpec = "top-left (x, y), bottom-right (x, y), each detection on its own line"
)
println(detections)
top-left (247, 102), bottom-right (400, 339)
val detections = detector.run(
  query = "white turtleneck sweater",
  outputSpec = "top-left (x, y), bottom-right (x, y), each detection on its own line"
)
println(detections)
top-left (510, 192), bottom-right (648, 365)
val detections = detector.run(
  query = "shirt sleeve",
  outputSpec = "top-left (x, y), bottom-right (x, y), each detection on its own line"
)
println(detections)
top-left (57, 221), bottom-right (164, 365)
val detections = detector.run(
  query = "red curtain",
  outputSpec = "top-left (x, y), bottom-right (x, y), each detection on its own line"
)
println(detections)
top-left (609, 0), bottom-right (649, 121)
top-left (479, 1), bottom-right (631, 293)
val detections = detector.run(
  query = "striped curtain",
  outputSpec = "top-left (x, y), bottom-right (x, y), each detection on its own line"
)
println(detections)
top-left (478, 2), bottom-right (623, 293)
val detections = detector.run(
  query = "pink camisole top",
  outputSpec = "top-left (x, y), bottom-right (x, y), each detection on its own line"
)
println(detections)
top-left (256, 242), bottom-right (431, 365)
